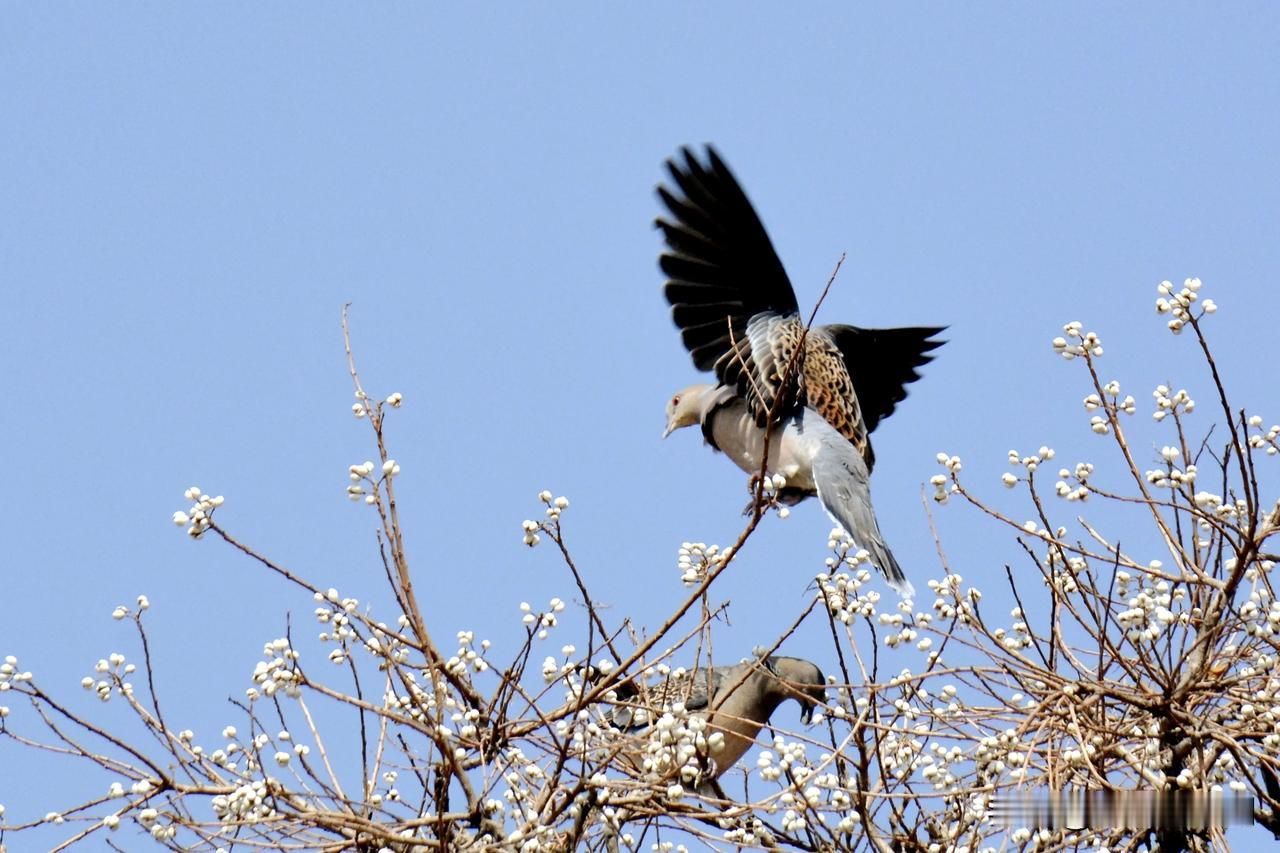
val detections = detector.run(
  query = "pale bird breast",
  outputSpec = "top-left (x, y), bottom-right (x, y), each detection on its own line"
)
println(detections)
top-left (709, 406), bottom-right (814, 490)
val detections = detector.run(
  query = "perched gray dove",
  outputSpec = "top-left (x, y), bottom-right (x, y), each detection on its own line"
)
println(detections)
top-left (606, 654), bottom-right (826, 786)
top-left (657, 146), bottom-right (943, 598)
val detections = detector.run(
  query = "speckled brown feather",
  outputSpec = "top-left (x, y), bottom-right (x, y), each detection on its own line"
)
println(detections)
top-left (716, 312), bottom-right (800, 423)
top-left (629, 667), bottom-right (721, 718)
top-left (804, 331), bottom-right (870, 460)
top-left (606, 666), bottom-right (725, 733)
top-left (716, 313), bottom-right (872, 465)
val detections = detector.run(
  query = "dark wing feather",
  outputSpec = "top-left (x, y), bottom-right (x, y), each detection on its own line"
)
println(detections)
top-left (657, 146), bottom-right (799, 374)
top-left (821, 325), bottom-right (946, 434)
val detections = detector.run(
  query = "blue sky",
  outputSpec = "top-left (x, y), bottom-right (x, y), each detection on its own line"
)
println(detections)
top-left (3, 4), bottom-right (1279, 847)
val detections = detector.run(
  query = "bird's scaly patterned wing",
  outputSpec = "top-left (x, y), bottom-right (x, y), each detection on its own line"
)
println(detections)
top-left (820, 324), bottom-right (946, 435)
top-left (737, 315), bottom-right (875, 466)
top-left (802, 329), bottom-right (872, 463)
top-left (608, 666), bottom-right (728, 732)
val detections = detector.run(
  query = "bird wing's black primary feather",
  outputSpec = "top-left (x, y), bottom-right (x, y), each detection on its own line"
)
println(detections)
top-left (821, 324), bottom-right (946, 434)
top-left (657, 146), bottom-right (799, 375)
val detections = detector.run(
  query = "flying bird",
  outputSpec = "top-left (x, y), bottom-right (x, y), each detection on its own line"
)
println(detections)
top-left (605, 654), bottom-right (826, 787)
top-left (657, 146), bottom-right (943, 598)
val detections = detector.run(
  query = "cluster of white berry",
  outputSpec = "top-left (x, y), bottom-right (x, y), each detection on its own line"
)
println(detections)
top-left (1154, 277), bottom-right (1215, 332)
top-left (171, 486), bottom-right (223, 538)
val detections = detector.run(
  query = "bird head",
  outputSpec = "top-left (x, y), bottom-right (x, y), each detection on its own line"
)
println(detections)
top-left (765, 656), bottom-right (828, 725)
top-left (663, 384), bottom-right (713, 438)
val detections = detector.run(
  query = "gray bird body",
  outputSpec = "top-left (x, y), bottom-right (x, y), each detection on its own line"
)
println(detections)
top-left (693, 386), bottom-right (912, 597)
top-left (656, 146), bottom-right (943, 598)
top-left (609, 655), bottom-right (826, 784)
top-left (696, 385), bottom-right (812, 492)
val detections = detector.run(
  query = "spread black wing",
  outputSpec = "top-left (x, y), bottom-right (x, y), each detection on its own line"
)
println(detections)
top-left (821, 324), bottom-right (946, 434)
top-left (657, 146), bottom-right (799, 374)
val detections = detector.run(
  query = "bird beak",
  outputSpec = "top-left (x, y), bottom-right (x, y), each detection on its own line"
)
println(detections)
top-left (661, 424), bottom-right (674, 439)
top-left (800, 702), bottom-right (815, 725)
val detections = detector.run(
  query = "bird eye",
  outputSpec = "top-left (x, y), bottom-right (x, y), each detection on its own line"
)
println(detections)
top-left (672, 395), bottom-right (681, 406)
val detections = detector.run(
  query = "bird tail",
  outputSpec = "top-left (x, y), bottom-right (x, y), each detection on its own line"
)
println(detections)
top-left (859, 536), bottom-right (913, 600)
top-left (812, 436), bottom-right (914, 599)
